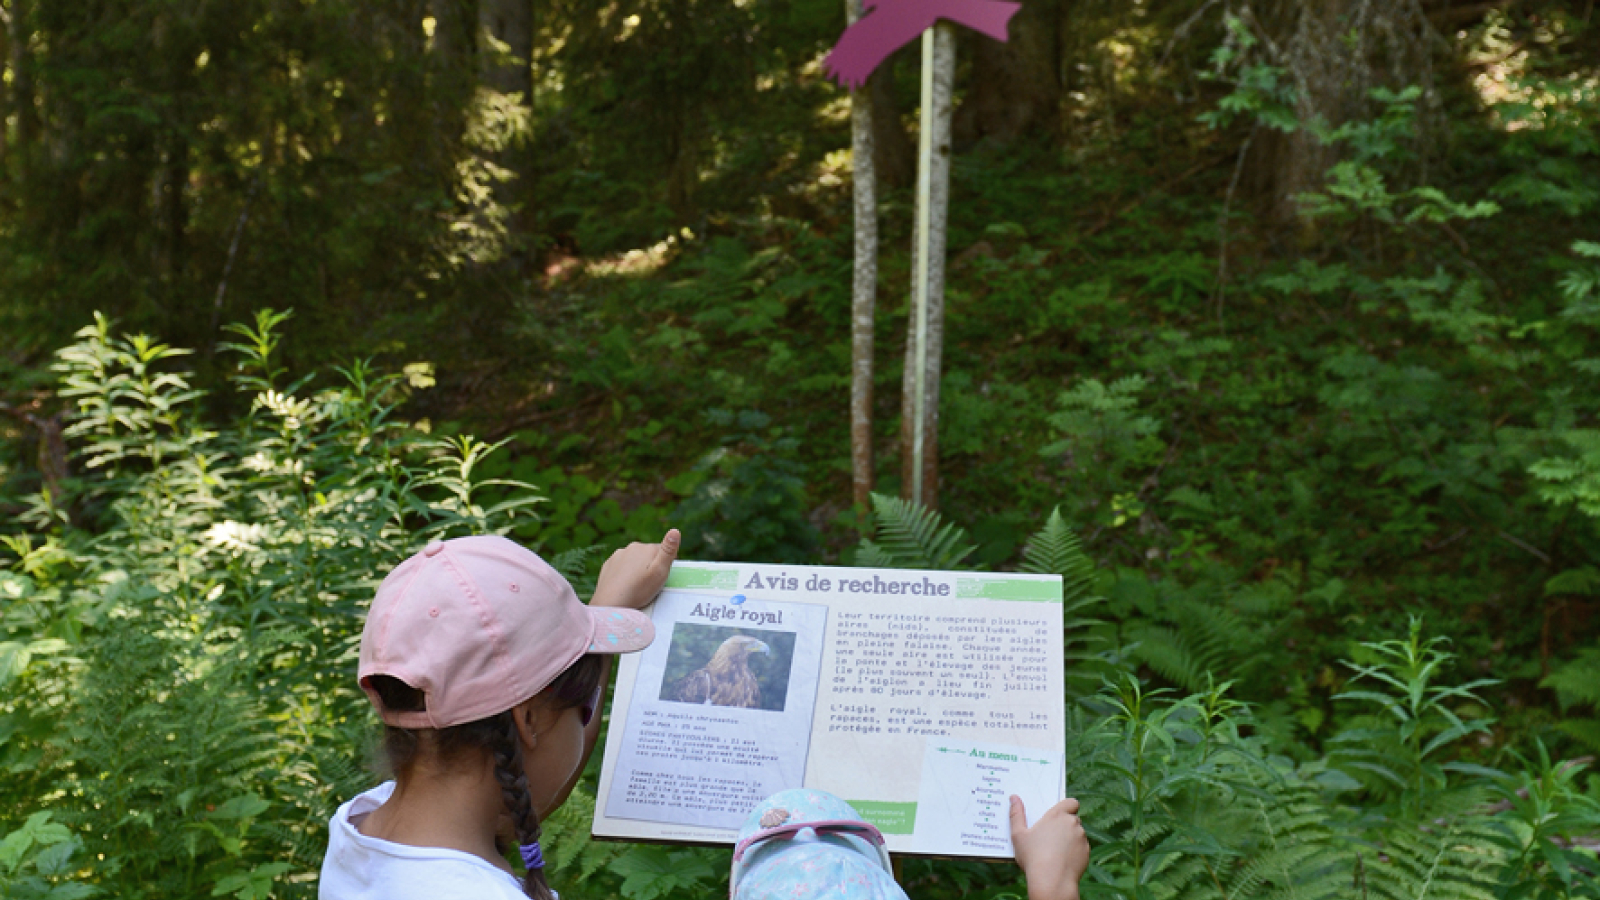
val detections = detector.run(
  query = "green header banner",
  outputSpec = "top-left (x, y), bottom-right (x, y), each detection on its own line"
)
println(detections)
top-left (847, 800), bottom-right (918, 835)
top-left (955, 576), bottom-right (1062, 603)
top-left (664, 566), bottom-right (740, 590)
top-left (666, 563), bottom-right (1062, 603)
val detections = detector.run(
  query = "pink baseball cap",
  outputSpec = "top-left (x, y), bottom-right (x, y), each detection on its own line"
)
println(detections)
top-left (358, 535), bottom-right (656, 729)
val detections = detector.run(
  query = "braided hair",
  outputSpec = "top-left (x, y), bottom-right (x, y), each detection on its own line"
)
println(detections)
top-left (371, 654), bottom-right (606, 899)
top-left (490, 710), bottom-right (549, 899)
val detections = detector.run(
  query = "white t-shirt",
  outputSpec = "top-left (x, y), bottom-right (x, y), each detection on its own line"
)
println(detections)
top-left (319, 781), bottom-right (528, 900)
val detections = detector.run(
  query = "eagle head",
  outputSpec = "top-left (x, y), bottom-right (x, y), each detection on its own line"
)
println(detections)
top-left (710, 635), bottom-right (772, 669)
top-left (726, 635), bottom-right (771, 660)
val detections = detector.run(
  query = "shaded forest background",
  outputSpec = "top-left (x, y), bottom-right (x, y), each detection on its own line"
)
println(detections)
top-left (2, 0), bottom-right (1600, 898)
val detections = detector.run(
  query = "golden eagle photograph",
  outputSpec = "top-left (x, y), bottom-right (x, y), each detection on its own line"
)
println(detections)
top-left (658, 624), bottom-right (796, 712)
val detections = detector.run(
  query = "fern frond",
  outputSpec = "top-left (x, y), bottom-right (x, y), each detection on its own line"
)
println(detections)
top-left (1128, 596), bottom-right (1257, 693)
top-left (862, 493), bottom-right (976, 570)
top-left (545, 783), bottom-right (625, 886)
top-left (549, 545), bottom-right (602, 599)
top-left (1130, 624), bottom-right (1212, 693)
top-left (1542, 646), bottom-right (1600, 709)
top-left (1023, 508), bottom-right (1115, 694)
top-left (1556, 717), bottom-right (1600, 752)
top-left (1226, 781), bottom-right (1354, 900)
top-left (548, 545), bottom-right (600, 581)
top-left (1021, 507), bottom-right (1094, 595)
top-left (850, 539), bottom-right (899, 569)
top-left (1360, 791), bottom-right (1508, 900)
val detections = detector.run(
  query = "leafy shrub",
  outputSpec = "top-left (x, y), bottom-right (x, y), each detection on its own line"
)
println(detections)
top-left (0, 312), bottom-right (546, 898)
top-left (863, 498), bottom-right (1600, 900)
top-left (5, 317), bottom-right (1600, 900)
top-left (670, 409), bottom-right (819, 564)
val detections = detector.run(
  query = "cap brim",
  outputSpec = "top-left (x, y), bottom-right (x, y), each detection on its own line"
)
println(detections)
top-left (585, 606), bottom-right (655, 654)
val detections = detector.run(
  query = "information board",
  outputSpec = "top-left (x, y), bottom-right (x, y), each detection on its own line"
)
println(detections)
top-left (591, 561), bottom-right (1065, 859)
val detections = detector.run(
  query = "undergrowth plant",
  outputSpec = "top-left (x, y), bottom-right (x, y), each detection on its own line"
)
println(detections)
top-left (0, 312), bottom-right (551, 899)
top-left (3, 319), bottom-right (1599, 899)
top-left (856, 497), bottom-right (1600, 900)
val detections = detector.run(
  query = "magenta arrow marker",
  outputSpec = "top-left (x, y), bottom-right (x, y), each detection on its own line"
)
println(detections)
top-left (824, 0), bottom-right (1022, 89)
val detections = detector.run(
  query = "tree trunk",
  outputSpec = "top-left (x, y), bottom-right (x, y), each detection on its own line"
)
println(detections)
top-left (1246, 0), bottom-right (1438, 222)
top-left (161, 138), bottom-right (189, 296)
top-left (954, 0), bottom-right (1062, 146)
top-left (152, 6), bottom-right (192, 326)
top-left (900, 23), bottom-right (953, 510)
top-left (479, 0), bottom-right (535, 272)
top-left (9, 0), bottom-right (35, 174)
top-left (431, 0), bottom-right (477, 65)
top-left (848, 0), bottom-right (877, 512)
top-left (665, 107), bottom-right (700, 221)
top-left (478, 0), bottom-right (530, 98)
top-left (0, 2), bottom-right (10, 173)
top-left (868, 57), bottom-right (915, 190)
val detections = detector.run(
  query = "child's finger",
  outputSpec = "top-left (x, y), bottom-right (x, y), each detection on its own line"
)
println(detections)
top-left (1057, 797), bottom-right (1080, 815)
top-left (653, 529), bottom-right (681, 572)
top-left (1008, 794), bottom-right (1029, 834)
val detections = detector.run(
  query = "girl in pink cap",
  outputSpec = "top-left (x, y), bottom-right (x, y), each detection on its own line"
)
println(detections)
top-left (319, 530), bottom-right (681, 900)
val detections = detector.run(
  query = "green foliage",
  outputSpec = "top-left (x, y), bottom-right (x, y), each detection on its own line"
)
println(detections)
top-left (1331, 618), bottom-right (1499, 805)
top-left (854, 492), bottom-right (977, 570)
top-left (1199, 15), bottom-right (1300, 133)
top-left (1113, 574), bottom-right (1287, 700)
top-left (1355, 797), bottom-right (1504, 900)
top-left (1021, 508), bottom-right (1117, 696)
top-left (0, 812), bottom-right (98, 900)
top-left (0, 313), bottom-right (554, 897)
top-left (1530, 242), bottom-right (1600, 517)
top-left (671, 409), bottom-right (819, 564)
top-left (1541, 647), bottom-right (1600, 753)
top-left (69, 629), bottom-right (278, 891)
top-left (54, 313), bottom-right (202, 474)
top-left (607, 845), bottom-right (725, 900)
top-left (1071, 676), bottom-right (1270, 900)
top-left (1296, 87), bottom-right (1502, 229)
top-left (1485, 743), bottom-right (1600, 900)
top-left (3, 4), bottom-right (1600, 898)
top-left (1042, 378), bottom-right (1163, 484)
top-left (1061, 619), bottom-right (1595, 900)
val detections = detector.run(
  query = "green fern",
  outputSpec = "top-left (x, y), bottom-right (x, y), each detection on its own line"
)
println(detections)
top-left (65, 628), bottom-right (279, 898)
top-left (851, 539), bottom-right (900, 568)
top-left (1021, 507), bottom-right (1113, 695)
top-left (544, 783), bottom-right (628, 890)
top-left (855, 493), bottom-right (976, 570)
top-left (1021, 507), bottom-right (1092, 585)
top-left (549, 545), bottom-right (603, 600)
top-left (266, 725), bottom-right (378, 899)
top-left (1359, 790), bottom-right (1505, 900)
top-left (1225, 784), bottom-right (1354, 900)
top-left (1541, 647), bottom-right (1600, 752)
top-left (1128, 599), bottom-right (1255, 695)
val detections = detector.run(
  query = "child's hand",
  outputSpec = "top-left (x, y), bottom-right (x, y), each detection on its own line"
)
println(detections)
top-left (1010, 795), bottom-right (1089, 900)
top-left (591, 529), bottom-right (681, 609)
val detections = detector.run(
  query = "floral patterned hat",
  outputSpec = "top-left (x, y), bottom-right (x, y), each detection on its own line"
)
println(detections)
top-left (730, 789), bottom-right (906, 900)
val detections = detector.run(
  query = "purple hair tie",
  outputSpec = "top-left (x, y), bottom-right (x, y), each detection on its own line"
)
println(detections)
top-left (520, 841), bottom-right (545, 871)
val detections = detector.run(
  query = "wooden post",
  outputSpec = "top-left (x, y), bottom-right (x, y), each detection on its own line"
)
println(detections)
top-left (849, 0), bottom-right (878, 512)
top-left (903, 23), bottom-right (954, 509)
